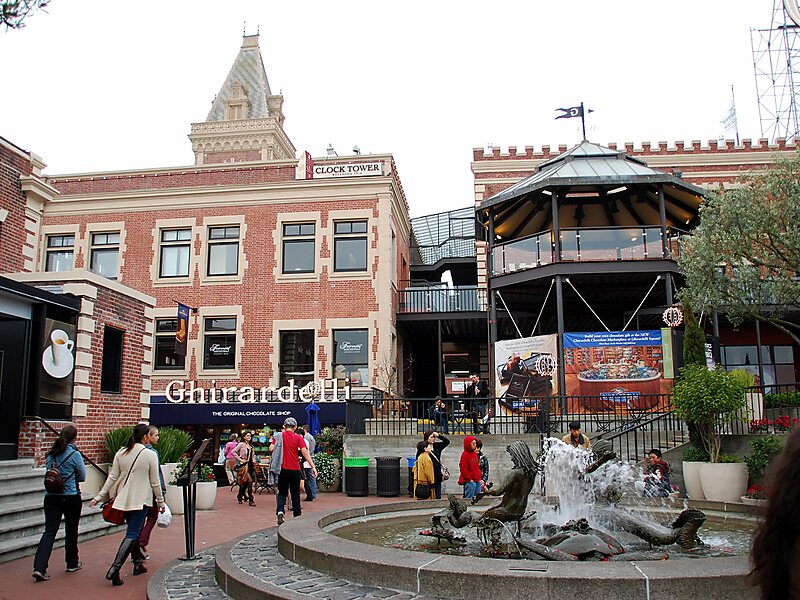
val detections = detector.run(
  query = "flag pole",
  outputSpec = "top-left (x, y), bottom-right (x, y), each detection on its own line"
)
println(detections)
top-left (580, 101), bottom-right (587, 140)
top-left (731, 85), bottom-right (739, 145)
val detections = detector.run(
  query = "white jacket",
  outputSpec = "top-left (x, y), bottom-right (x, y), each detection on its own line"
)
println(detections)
top-left (94, 443), bottom-right (165, 511)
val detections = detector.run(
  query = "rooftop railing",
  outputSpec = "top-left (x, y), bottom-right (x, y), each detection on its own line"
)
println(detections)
top-left (398, 286), bottom-right (487, 314)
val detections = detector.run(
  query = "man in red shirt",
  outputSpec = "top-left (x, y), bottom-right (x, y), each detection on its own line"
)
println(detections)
top-left (270, 417), bottom-right (317, 524)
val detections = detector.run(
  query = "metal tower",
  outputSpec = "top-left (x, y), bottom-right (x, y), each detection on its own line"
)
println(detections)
top-left (751, 0), bottom-right (800, 140)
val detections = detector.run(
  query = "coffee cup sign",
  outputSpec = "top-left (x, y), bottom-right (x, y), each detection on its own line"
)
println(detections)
top-left (51, 329), bottom-right (74, 367)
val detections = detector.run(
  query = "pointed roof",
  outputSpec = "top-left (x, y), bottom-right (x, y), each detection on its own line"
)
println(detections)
top-left (206, 34), bottom-right (272, 121)
top-left (480, 140), bottom-right (704, 209)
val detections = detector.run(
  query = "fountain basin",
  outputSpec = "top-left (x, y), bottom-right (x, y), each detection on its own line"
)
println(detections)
top-left (276, 499), bottom-right (759, 600)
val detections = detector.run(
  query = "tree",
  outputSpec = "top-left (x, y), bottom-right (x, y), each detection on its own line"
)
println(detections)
top-left (682, 301), bottom-right (706, 368)
top-left (678, 153), bottom-right (800, 346)
top-left (1, 0), bottom-right (48, 30)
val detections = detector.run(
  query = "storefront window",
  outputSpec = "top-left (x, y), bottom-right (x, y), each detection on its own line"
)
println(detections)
top-left (279, 330), bottom-right (314, 386)
top-left (722, 344), bottom-right (795, 388)
top-left (203, 317), bottom-right (237, 369)
top-left (332, 329), bottom-right (368, 386)
top-left (154, 319), bottom-right (186, 370)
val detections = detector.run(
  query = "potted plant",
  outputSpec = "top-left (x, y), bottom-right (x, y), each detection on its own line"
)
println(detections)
top-left (681, 446), bottom-right (709, 500)
top-left (195, 464), bottom-right (217, 510)
top-left (166, 459), bottom-right (191, 515)
top-left (741, 485), bottom-right (767, 506)
top-left (673, 365), bottom-right (747, 502)
top-left (153, 427), bottom-right (194, 486)
top-left (315, 451), bottom-right (342, 492)
top-left (82, 426), bottom-right (134, 495)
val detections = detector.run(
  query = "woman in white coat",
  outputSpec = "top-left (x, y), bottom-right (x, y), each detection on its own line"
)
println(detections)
top-left (90, 423), bottom-right (165, 586)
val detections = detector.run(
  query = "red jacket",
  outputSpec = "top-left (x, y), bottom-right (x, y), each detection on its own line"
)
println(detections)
top-left (458, 436), bottom-right (482, 485)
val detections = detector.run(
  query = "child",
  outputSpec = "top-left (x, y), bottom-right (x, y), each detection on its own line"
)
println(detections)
top-left (457, 435), bottom-right (482, 498)
top-left (476, 438), bottom-right (489, 491)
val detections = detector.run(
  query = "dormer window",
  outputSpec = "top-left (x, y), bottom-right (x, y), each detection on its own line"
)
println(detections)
top-left (224, 83), bottom-right (250, 120)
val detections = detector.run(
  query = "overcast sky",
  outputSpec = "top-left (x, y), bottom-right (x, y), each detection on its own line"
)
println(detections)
top-left (0, 1), bottom-right (777, 217)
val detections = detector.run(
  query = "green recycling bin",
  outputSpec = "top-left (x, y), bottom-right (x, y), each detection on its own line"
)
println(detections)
top-left (344, 456), bottom-right (369, 497)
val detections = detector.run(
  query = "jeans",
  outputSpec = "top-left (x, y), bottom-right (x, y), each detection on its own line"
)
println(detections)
top-left (433, 412), bottom-right (449, 434)
top-left (463, 481), bottom-right (481, 499)
top-left (124, 507), bottom-right (149, 540)
top-left (304, 468), bottom-right (317, 499)
top-left (277, 469), bottom-right (303, 517)
top-left (33, 494), bottom-right (82, 573)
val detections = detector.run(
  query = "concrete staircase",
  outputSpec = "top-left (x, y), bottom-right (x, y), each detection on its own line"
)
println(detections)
top-left (0, 459), bottom-right (123, 564)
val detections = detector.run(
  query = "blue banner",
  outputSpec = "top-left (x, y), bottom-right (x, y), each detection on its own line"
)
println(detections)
top-left (563, 330), bottom-right (662, 348)
top-left (149, 396), bottom-right (347, 426)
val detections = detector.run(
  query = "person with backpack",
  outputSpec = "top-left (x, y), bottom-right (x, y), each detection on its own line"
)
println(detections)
top-left (32, 424), bottom-right (86, 582)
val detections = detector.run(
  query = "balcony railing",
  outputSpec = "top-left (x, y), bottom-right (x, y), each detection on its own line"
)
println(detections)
top-left (492, 227), bottom-right (684, 276)
top-left (398, 286), bottom-right (487, 314)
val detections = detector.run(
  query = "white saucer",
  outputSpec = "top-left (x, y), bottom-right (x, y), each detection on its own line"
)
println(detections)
top-left (42, 346), bottom-right (75, 379)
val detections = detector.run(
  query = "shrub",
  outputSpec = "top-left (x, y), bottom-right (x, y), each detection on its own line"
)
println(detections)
top-left (746, 435), bottom-right (783, 480)
top-left (682, 446), bottom-right (710, 462)
top-left (746, 484), bottom-right (766, 499)
top-left (315, 426), bottom-right (345, 459)
top-left (717, 453), bottom-right (742, 463)
top-left (764, 391), bottom-right (800, 409)
top-left (153, 427), bottom-right (194, 464)
top-left (104, 426), bottom-right (133, 460)
top-left (673, 365), bottom-right (746, 462)
top-left (315, 451), bottom-right (341, 488)
top-left (198, 464), bottom-right (215, 483)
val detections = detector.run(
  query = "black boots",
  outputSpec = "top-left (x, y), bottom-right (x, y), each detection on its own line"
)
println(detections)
top-left (131, 544), bottom-right (148, 576)
top-left (106, 538), bottom-right (136, 586)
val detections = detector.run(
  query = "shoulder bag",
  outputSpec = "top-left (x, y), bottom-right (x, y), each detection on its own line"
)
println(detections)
top-left (102, 448), bottom-right (145, 525)
top-left (430, 452), bottom-right (450, 481)
top-left (43, 449), bottom-right (79, 494)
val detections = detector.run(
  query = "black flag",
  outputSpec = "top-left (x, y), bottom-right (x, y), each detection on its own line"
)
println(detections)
top-left (555, 106), bottom-right (584, 119)
top-left (175, 303), bottom-right (189, 356)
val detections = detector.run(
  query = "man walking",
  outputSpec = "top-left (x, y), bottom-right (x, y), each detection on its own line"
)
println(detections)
top-left (302, 424), bottom-right (317, 502)
top-left (270, 418), bottom-right (317, 525)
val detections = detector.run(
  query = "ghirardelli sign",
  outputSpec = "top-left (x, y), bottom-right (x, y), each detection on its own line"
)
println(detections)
top-left (164, 378), bottom-right (350, 404)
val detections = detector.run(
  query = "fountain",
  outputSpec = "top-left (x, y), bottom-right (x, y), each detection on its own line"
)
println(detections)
top-left (212, 437), bottom-right (760, 599)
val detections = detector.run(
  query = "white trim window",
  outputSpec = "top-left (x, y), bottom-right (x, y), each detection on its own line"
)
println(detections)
top-left (90, 232), bottom-right (120, 279)
top-left (45, 234), bottom-right (75, 272)
top-left (203, 317), bottom-right (237, 370)
top-left (153, 318), bottom-right (187, 371)
top-left (207, 226), bottom-right (240, 276)
top-left (159, 228), bottom-right (192, 278)
top-left (333, 220), bottom-right (368, 272)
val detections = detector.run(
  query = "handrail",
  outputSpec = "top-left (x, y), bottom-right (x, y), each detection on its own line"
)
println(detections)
top-left (26, 416), bottom-right (108, 477)
top-left (598, 409), bottom-right (677, 442)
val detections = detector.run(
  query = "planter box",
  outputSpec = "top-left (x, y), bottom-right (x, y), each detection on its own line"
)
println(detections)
top-left (196, 481), bottom-right (217, 510)
top-left (165, 484), bottom-right (185, 515)
top-left (740, 496), bottom-right (767, 506)
top-left (681, 461), bottom-right (706, 500)
top-left (699, 462), bottom-right (748, 503)
top-left (82, 462), bottom-right (110, 496)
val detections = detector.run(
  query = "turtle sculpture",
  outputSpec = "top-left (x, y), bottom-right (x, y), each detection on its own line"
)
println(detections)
top-left (517, 518), bottom-right (669, 562)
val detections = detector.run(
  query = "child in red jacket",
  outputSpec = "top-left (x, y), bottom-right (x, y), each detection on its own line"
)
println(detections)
top-left (458, 435), bottom-right (482, 499)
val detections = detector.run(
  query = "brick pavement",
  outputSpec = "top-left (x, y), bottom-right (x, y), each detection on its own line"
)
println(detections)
top-left (0, 487), bottom-right (408, 600)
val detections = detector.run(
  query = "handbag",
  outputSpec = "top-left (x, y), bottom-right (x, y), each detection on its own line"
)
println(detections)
top-left (101, 448), bottom-right (145, 525)
top-left (430, 452), bottom-right (450, 481)
top-left (414, 482), bottom-right (431, 499)
top-left (237, 464), bottom-right (251, 485)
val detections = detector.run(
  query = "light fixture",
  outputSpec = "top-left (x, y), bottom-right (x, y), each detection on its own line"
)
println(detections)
top-left (630, 236), bottom-right (637, 242)
top-left (607, 186), bottom-right (627, 195)
top-left (566, 192), bottom-right (600, 198)
top-left (542, 190), bottom-right (552, 196)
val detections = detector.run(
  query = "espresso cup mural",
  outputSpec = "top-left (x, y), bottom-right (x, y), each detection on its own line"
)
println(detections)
top-left (42, 328), bottom-right (75, 379)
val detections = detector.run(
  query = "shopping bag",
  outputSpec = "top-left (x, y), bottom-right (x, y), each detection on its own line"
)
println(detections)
top-left (157, 503), bottom-right (172, 528)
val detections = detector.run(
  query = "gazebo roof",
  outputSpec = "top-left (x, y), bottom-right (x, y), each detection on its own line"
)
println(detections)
top-left (477, 141), bottom-right (705, 237)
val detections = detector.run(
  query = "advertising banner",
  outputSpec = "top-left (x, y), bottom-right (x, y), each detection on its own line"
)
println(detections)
top-left (563, 329), bottom-right (673, 413)
top-left (494, 335), bottom-right (558, 417)
top-left (175, 303), bottom-right (190, 357)
top-left (39, 318), bottom-right (77, 411)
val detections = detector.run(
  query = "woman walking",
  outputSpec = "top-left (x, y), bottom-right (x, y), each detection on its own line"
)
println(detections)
top-left (412, 440), bottom-right (436, 501)
top-left (89, 423), bottom-right (165, 586)
top-left (233, 431), bottom-right (256, 506)
top-left (223, 432), bottom-right (239, 485)
top-left (32, 424), bottom-right (86, 582)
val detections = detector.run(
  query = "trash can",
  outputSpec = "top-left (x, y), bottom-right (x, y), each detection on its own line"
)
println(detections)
top-left (375, 456), bottom-right (401, 497)
top-left (344, 457), bottom-right (369, 497)
top-left (406, 456), bottom-right (415, 497)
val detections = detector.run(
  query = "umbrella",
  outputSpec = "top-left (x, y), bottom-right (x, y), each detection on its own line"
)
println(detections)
top-left (305, 401), bottom-right (322, 438)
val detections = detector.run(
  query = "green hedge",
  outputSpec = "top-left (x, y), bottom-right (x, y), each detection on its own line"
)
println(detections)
top-left (764, 391), bottom-right (800, 409)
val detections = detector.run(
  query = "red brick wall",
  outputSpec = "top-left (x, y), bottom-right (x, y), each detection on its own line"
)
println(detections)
top-left (204, 150), bottom-right (262, 164)
top-left (0, 140), bottom-right (33, 273)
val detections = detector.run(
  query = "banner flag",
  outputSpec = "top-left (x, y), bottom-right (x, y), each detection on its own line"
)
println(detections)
top-left (555, 106), bottom-right (584, 119)
top-left (175, 303), bottom-right (190, 357)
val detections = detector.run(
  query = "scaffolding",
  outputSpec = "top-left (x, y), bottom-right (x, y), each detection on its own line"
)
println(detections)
top-left (751, 0), bottom-right (800, 140)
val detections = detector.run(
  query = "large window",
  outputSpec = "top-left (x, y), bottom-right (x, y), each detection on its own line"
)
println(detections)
top-left (153, 319), bottom-right (186, 370)
top-left (722, 344), bottom-right (796, 388)
top-left (207, 226), bottom-right (240, 276)
top-left (282, 223), bottom-right (315, 274)
top-left (333, 220), bottom-right (368, 272)
top-left (159, 229), bottom-right (192, 278)
top-left (90, 232), bottom-right (120, 279)
top-left (45, 234), bottom-right (75, 272)
top-left (333, 329), bottom-right (369, 386)
top-left (101, 326), bottom-right (124, 393)
top-left (203, 317), bottom-right (237, 370)
top-left (279, 330), bottom-right (315, 387)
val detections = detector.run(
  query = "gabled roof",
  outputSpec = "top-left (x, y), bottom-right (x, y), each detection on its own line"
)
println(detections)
top-left (206, 34), bottom-right (272, 122)
top-left (480, 140), bottom-right (704, 210)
